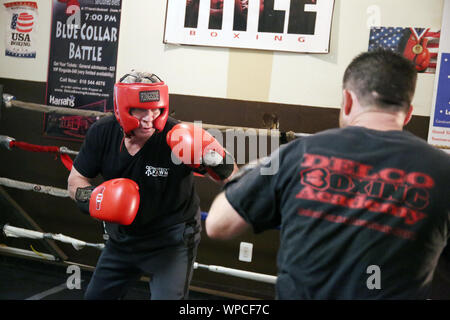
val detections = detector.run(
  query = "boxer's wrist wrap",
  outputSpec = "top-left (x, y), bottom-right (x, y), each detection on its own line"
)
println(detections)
top-left (194, 165), bottom-right (208, 175)
top-left (75, 185), bottom-right (95, 215)
top-left (206, 150), bottom-right (235, 181)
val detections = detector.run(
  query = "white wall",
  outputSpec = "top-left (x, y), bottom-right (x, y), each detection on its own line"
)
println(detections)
top-left (268, 0), bottom-right (444, 115)
top-left (0, 0), bottom-right (444, 116)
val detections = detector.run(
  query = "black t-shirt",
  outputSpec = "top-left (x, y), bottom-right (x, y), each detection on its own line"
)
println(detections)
top-left (74, 115), bottom-right (200, 248)
top-left (225, 126), bottom-right (450, 299)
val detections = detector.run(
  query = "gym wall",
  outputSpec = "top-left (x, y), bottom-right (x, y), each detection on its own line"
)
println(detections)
top-left (0, 0), bottom-right (447, 299)
top-left (0, 0), bottom-right (444, 116)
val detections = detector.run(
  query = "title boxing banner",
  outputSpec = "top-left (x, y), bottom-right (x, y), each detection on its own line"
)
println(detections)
top-left (164, 0), bottom-right (335, 53)
top-left (44, 0), bottom-right (121, 141)
top-left (3, 1), bottom-right (38, 58)
top-left (427, 0), bottom-right (450, 153)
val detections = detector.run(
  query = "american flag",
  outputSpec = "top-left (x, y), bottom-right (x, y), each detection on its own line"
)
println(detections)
top-left (424, 29), bottom-right (440, 72)
top-left (369, 27), bottom-right (440, 74)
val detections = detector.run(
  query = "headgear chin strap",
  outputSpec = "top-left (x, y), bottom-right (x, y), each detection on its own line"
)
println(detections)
top-left (113, 73), bottom-right (169, 135)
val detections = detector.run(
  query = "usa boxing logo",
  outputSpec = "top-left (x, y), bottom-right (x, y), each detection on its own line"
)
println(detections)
top-left (4, 1), bottom-right (38, 58)
top-left (9, 11), bottom-right (35, 45)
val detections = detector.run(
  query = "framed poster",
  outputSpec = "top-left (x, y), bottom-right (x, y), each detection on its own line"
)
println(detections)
top-left (368, 27), bottom-right (440, 74)
top-left (164, 0), bottom-right (335, 53)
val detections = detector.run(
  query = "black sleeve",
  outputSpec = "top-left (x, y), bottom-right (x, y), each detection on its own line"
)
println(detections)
top-left (73, 122), bottom-right (102, 178)
top-left (224, 149), bottom-right (283, 233)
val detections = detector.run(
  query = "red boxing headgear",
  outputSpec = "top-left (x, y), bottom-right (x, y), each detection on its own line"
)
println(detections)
top-left (114, 73), bottom-right (169, 135)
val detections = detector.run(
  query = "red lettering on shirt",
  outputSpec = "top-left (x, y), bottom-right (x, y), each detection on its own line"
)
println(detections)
top-left (297, 208), bottom-right (416, 240)
top-left (296, 153), bottom-right (434, 226)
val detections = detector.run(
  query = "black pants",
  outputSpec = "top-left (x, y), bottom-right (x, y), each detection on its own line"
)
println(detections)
top-left (85, 221), bottom-right (200, 300)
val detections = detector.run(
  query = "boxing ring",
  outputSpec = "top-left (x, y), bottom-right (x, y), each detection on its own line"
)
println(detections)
top-left (1, 91), bottom-right (450, 300)
top-left (0, 92), bottom-right (304, 299)
top-left (0, 146), bottom-right (278, 285)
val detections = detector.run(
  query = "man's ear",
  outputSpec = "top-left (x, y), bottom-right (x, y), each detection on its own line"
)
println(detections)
top-left (342, 89), bottom-right (354, 116)
top-left (403, 105), bottom-right (413, 126)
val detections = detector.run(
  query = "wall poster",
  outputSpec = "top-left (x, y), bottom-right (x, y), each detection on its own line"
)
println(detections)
top-left (164, 0), bottom-right (335, 53)
top-left (44, 0), bottom-right (121, 141)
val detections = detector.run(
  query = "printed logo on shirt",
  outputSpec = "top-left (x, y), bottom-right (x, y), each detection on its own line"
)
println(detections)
top-left (295, 153), bottom-right (435, 240)
top-left (145, 165), bottom-right (169, 177)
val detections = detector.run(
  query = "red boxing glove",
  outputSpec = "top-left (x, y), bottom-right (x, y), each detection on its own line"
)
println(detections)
top-left (403, 31), bottom-right (431, 72)
top-left (414, 38), bottom-right (430, 72)
top-left (89, 178), bottom-right (140, 225)
top-left (166, 123), bottom-right (234, 181)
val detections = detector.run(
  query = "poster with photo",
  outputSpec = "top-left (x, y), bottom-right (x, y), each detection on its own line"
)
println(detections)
top-left (427, 0), bottom-right (450, 153)
top-left (44, 0), bottom-right (121, 141)
top-left (164, 0), bottom-right (335, 53)
top-left (368, 27), bottom-right (440, 74)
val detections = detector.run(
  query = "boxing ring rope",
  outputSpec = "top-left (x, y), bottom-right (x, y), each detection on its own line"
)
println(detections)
top-left (2, 224), bottom-right (105, 251)
top-left (0, 244), bottom-right (57, 261)
top-left (1, 221), bottom-right (277, 284)
top-left (2, 94), bottom-right (108, 118)
top-left (194, 263), bottom-right (276, 284)
top-left (0, 134), bottom-right (77, 170)
top-left (0, 178), bottom-right (254, 232)
top-left (0, 177), bottom-right (69, 198)
top-left (0, 175), bottom-right (278, 284)
top-left (1, 93), bottom-right (311, 140)
top-left (0, 135), bottom-right (79, 156)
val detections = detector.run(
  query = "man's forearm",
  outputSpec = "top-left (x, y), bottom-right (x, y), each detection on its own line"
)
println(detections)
top-left (67, 168), bottom-right (92, 200)
top-left (206, 192), bottom-right (250, 240)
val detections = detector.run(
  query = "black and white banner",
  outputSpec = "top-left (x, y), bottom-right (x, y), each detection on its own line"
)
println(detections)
top-left (44, 0), bottom-right (121, 141)
top-left (164, 0), bottom-right (335, 53)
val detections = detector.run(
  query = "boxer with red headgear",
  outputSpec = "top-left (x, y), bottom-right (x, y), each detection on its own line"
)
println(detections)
top-left (67, 71), bottom-right (236, 300)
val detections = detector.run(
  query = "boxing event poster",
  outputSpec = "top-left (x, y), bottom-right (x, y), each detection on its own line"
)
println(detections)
top-left (44, 0), bottom-right (121, 141)
top-left (368, 27), bottom-right (440, 74)
top-left (3, 1), bottom-right (39, 58)
top-left (164, 0), bottom-right (335, 53)
top-left (427, 0), bottom-right (450, 153)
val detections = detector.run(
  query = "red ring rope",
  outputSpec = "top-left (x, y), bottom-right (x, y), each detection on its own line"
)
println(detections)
top-left (9, 140), bottom-right (73, 171)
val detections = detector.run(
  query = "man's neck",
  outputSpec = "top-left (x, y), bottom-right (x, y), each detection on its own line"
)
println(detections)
top-left (124, 133), bottom-right (153, 156)
top-left (349, 110), bottom-right (406, 131)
